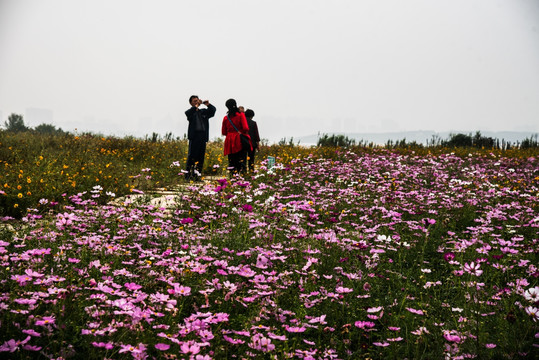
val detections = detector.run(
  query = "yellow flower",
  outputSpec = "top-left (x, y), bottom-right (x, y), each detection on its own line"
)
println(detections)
top-left (14, 204), bottom-right (18, 208)
top-left (17, 193), bottom-right (23, 198)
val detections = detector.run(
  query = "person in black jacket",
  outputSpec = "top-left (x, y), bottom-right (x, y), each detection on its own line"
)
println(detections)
top-left (245, 109), bottom-right (260, 172)
top-left (184, 95), bottom-right (216, 181)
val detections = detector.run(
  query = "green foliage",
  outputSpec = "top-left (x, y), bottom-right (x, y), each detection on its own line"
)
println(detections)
top-left (442, 131), bottom-right (495, 149)
top-left (521, 134), bottom-right (539, 149)
top-left (34, 123), bottom-right (64, 135)
top-left (317, 133), bottom-right (356, 147)
top-left (4, 113), bottom-right (28, 132)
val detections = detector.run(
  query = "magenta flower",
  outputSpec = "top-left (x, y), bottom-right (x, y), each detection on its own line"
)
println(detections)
top-left (443, 331), bottom-right (462, 343)
top-left (443, 252), bottom-right (456, 262)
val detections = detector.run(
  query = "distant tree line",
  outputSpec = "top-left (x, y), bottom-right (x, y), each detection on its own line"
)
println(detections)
top-left (317, 131), bottom-right (539, 149)
top-left (4, 113), bottom-right (538, 149)
top-left (3, 113), bottom-right (64, 135)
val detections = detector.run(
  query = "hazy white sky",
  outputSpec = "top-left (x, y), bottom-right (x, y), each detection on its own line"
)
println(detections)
top-left (1, 0), bottom-right (538, 142)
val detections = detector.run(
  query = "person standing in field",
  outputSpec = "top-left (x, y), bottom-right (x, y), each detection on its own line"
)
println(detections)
top-left (244, 109), bottom-right (260, 172)
top-left (184, 95), bottom-right (216, 181)
top-left (222, 98), bottom-right (251, 175)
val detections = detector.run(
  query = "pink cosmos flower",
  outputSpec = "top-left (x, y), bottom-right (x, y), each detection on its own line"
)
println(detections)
top-left (411, 326), bottom-right (429, 335)
top-left (308, 315), bottom-right (327, 324)
top-left (373, 341), bottom-right (390, 347)
top-left (485, 343), bottom-right (497, 349)
top-left (195, 355), bottom-right (211, 360)
top-left (0, 336), bottom-right (31, 353)
top-left (25, 269), bottom-right (44, 278)
top-left (35, 316), bottom-right (55, 327)
top-left (125, 282), bottom-right (143, 291)
top-left (249, 334), bottom-right (275, 352)
top-left (11, 274), bottom-right (32, 286)
top-left (22, 344), bottom-right (42, 351)
top-left (285, 325), bottom-right (306, 333)
top-left (354, 321), bottom-right (375, 329)
top-left (173, 284), bottom-right (191, 296)
top-left (180, 341), bottom-right (201, 355)
top-left (406, 307), bottom-right (425, 315)
top-left (335, 286), bottom-right (353, 294)
top-left (22, 329), bottom-right (41, 337)
top-left (223, 335), bottom-right (245, 345)
top-left (268, 332), bottom-right (287, 341)
top-left (237, 265), bottom-right (256, 278)
top-left (155, 343), bottom-right (170, 351)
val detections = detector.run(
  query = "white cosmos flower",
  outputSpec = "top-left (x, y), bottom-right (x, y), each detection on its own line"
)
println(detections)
top-left (524, 286), bottom-right (539, 303)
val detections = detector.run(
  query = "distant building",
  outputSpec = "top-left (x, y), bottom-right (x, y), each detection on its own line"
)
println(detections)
top-left (26, 108), bottom-right (54, 127)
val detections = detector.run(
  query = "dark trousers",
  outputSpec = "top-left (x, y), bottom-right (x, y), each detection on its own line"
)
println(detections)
top-left (228, 150), bottom-right (247, 175)
top-left (186, 137), bottom-right (206, 180)
top-left (247, 149), bottom-right (256, 171)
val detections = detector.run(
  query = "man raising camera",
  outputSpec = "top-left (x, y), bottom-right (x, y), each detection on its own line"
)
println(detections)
top-left (184, 95), bottom-right (216, 181)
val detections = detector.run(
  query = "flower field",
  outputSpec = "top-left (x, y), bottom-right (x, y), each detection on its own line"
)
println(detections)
top-left (1, 143), bottom-right (538, 359)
